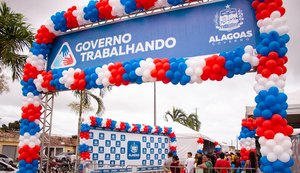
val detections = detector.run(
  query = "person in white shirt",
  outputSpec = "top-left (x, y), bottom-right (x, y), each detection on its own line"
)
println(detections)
top-left (185, 152), bottom-right (195, 173)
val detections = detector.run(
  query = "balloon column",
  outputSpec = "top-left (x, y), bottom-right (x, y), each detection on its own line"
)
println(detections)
top-left (238, 117), bottom-right (257, 167)
top-left (214, 142), bottom-right (221, 153)
top-left (18, 0), bottom-right (293, 172)
top-left (79, 116), bottom-right (177, 161)
top-left (251, 1), bottom-right (294, 172)
top-left (197, 137), bottom-right (204, 154)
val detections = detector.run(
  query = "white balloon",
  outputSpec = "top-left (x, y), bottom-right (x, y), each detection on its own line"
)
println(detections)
top-left (270, 11), bottom-right (281, 19)
top-left (278, 153), bottom-right (290, 163)
top-left (266, 140), bottom-right (276, 148)
top-left (259, 137), bottom-right (267, 145)
top-left (260, 146), bottom-right (270, 156)
top-left (273, 145), bottom-right (284, 155)
top-left (274, 133), bottom-right (285, 142)
top-left (267, 152), bottom-right (277, 162)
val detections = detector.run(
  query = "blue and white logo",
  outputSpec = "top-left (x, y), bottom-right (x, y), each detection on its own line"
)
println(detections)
top-left (111, 134), bottom-right (116, 140)
top-left (116, 141), bottom-right (121, 147)
top-left (121, 147), bottom-right (125, 154)
top-left (105, 154), bottom-right (110, 160)
top-left (214, 5), bottom-right (244, 32)
top-left (93, 140), bottom-right (99, 146)
top-left (51, 42), bottom-right (76, 69)
top-left (115, 154), bottom-right (120, 160)
top-left (127, 141), bottom-right (141, 160)
top-left (99, 133), bottom-right (104, 140)
top-left (121, 135), bottom-right (126, 141)
top-left (92, 154), bottom-right (98, 160)
top-left (105, 140), bottom-right (111, 147)
top-left (98, 147), bottom-right (104, 153)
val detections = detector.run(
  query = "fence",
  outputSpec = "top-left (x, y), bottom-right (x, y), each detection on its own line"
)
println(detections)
top-left (291, 134), bottom-right (300, 173)
top-left (81, 162), bottom-right (257, 173)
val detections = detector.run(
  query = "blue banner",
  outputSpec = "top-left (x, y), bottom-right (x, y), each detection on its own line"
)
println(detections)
top-left (47, 0), bottom-right (259, 71)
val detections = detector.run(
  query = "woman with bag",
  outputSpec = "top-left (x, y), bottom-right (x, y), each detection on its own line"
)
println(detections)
top-left (244, 152), bottom-right (258, 173)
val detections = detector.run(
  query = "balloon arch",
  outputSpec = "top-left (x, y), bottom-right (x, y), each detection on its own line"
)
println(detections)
top-left (19, 0), bottom-right (294, 173)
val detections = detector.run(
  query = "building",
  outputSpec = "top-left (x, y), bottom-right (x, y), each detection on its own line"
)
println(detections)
top-left (0, 130), bottom-right (77, 161)
top-left (0, 131), bottom-right (19, 161)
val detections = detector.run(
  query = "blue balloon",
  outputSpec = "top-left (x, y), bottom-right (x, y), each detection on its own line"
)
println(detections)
top-left (285, 157), bottom-right (294, 167)
top-left (265, 95), bottom-right (277, 106)
top-left (272, 160), bottom-right (285, 171)
top-left (270, 31), bottom-right (279, 40)
top-left (253, 108), bottom-right (262, 117)
top-left (262, 109), bottom-right (273, 119)
top-left (277, 93), bottom-right (287, 104)
top-left (263, 165), bottom-right (274, 173)
top-left (83, 1), bottom-right (100, 22)
top-left (269, 41), bottom-right (280, 51)
top-left (173, 71), bottom-right (182, 80)
top-left (283, 167), bottom-right (292, 173)
top-left (170, 62), bottom-right (178, 71)
top-left (270, 104), bottom-right (282, 113)
top-left (225, 61), bottom-right (234, 70)
top-left (166, 70), bottom-right (174, 79)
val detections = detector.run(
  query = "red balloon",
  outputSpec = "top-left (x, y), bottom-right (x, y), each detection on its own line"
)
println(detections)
top-left (264, 130), bottom-right (275, 139)
top-left (283, 125), bottom-right (294, 136)
top-left (271, 114), bottom-right (282, 124)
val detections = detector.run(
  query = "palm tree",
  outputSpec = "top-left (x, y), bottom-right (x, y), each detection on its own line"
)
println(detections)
top-left (164, 107), bottom-right (187, 124)
top-left (0, 2), bottom-right (34, 81)
top-left (164, 107), bottom-right (201, 131)
top-left (184, 113), bottom-right (201, 131)
top-left (68, 87), bottom-right (111, 116)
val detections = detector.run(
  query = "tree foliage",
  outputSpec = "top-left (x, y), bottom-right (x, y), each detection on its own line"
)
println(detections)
top-left (164, 107), bottom-right (201, 131)
top-left (0, 2), bottom-right (34, 81)
top-left (0, 120), bottom-right (20, 131)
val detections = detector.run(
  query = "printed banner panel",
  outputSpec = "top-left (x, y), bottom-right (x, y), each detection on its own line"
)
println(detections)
top-left (88, 129), bottom-right (170, 170)
top-left (47, 0), bottom-right (259, 70)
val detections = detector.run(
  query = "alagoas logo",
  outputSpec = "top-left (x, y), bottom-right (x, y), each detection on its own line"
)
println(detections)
top-left (209, 5), bottom-right (253, 45)
top-left (51, 42), bottom-right (76, 69)
top-left (214, 5), bottom-right (244, 32)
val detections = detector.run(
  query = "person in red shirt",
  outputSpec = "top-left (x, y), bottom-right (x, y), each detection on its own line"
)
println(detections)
top-left (215, 152), bottom-right (231, 173)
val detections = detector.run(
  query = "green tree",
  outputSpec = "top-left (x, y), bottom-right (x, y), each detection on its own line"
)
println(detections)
top-left (163, 107), bottom-right (187, 124)
top-left (164, 107), bottom-right (201, 131)
top-left (68, 88), bottom-right (111, 116)
top-left (0, 120), bottom-right (20, 131)
top-left (0, 2), bottom-right (34, 81)
top-left (184, 113), bottom-right (201, 131)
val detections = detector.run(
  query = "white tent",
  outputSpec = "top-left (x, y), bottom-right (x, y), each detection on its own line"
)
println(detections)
top-left (158, 121), bottom-right (216, 160)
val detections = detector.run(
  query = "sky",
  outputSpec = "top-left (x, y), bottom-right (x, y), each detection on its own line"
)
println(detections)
top-left (0, 0), bottom-right (299, 146)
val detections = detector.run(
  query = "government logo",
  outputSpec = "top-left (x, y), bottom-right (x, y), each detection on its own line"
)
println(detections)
top-left (214, 5), bottom-right (244, 32)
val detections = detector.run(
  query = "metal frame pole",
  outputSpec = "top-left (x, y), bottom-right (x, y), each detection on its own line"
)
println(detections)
top-left (39, 93), bottom-right (54, 173)
top-left (75, 90), bottom-right (84, 172)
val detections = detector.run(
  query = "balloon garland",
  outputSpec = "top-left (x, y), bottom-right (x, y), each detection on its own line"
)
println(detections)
top-left (214, 141), bottom-right (221, 153)
top-left (238, 117), bottom-right (257, 167)
top-left (251, 0), bottom-right (294, 172)
top-left (18, 0), bottom-right (293, 173)
top-left (79, 116), bottom-right (177, 160)
top-left (196, 137), bottom-right (204, 154)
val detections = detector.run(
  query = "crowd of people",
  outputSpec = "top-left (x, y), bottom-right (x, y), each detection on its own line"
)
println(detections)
top-left (163, 151), bottom-right (259, 173)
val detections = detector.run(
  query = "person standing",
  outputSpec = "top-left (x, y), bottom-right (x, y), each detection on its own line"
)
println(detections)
top-left (170, 155), bottom-right (183, 173)
top-left (164, 152), bottom-right (174, 172)
top-left (198, 154), bottom-right (213, 173)
top-left (244, 152), bottom-right (258, 173)
top-left (215, 152), bottom-right (231, 173)
top-left (185, 152), bottom-right (195, 173)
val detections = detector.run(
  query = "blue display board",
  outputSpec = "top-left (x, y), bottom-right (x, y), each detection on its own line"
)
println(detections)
top-left (87, 129), bottom-right (169, 172)
top-left (47, 0), bottom-right (259, 71)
